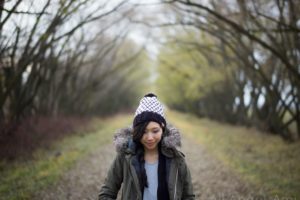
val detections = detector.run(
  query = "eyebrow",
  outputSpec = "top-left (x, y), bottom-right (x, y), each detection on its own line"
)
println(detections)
top-left (145, 127), bottom-right (160, 131)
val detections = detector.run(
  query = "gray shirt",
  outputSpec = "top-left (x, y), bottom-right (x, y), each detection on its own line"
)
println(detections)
top-left (143, 161), bottom-right (158, 200)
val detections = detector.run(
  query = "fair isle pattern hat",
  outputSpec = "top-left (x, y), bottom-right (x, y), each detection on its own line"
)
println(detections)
top-left (133, 93), bottom-right (166, 127)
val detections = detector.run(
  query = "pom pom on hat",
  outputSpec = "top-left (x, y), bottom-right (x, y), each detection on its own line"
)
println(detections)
top-left (144, 93), bottom-right (157, 98)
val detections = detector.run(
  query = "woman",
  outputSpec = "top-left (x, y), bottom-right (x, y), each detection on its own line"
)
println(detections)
top-left (99, 93), bottom-right (195, 200)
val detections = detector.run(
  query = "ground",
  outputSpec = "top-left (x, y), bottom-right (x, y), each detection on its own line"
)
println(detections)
top-left (33, 134), bottom-right (257, 200)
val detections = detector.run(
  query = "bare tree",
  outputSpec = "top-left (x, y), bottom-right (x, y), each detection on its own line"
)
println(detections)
top-left (158, 0), bottom-right (300, 139)
top-left (0, 0), bottom-right (145, 133)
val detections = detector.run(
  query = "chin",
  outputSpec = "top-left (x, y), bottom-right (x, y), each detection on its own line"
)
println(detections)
top-left (145, 144), bottom-right (157, 150)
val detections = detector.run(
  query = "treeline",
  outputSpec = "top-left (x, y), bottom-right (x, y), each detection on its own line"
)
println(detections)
top-left (158, 0), bottom-right (299, 140)
top-left (0, 0), bottom-right (148, 132)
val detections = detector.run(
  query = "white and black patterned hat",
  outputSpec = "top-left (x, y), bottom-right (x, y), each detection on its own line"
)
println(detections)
top-left (133, 93), bottom-right (166, 127)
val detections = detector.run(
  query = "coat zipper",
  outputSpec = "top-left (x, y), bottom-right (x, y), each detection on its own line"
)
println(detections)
top-left (173, 167), bottom-right (178, 200)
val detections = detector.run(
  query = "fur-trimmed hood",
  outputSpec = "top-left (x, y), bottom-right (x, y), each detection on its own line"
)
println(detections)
top-left (113, 124), bottom-right (182, 156)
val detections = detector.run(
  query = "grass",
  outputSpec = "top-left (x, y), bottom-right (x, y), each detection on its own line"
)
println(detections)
top-left (2, 110), bottom-right (299, 199)
top-left (167, 110), bottom-right (300, 199)
top-left (0, 114), bottom-right (131, 200)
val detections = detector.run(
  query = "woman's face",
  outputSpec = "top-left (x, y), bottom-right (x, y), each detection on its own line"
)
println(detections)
top-left (140, 121), bottom-right (163, 151)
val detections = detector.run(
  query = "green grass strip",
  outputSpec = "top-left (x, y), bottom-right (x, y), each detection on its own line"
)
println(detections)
top-left (0, 114), bottom-right (131, 200)
top-left (168, 110), bottom-right (300, 199)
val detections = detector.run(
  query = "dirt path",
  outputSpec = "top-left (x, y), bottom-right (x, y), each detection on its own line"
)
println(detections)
top-left (34, 135), bottom-right (255, 200)
top-left (181, 135), bottom-right (255, 199)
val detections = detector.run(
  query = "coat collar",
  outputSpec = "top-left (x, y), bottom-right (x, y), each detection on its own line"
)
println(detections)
top-left (113, 124), bottom-right (183, 157)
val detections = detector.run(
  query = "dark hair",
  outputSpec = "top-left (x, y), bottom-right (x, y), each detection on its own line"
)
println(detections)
top-left (132, 121), bottom-right (149, 145)
top-left (132, 121), bottom-right (164, 190)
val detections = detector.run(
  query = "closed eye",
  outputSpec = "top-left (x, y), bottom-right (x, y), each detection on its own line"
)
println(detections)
top-left (144, 128), bottom-right (161, 134)
top-left (153, 128), bottom-right (161, 133)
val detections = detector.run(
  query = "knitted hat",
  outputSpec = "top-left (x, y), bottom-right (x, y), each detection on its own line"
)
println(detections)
top-left (133, 93), bottom-right (166, 128)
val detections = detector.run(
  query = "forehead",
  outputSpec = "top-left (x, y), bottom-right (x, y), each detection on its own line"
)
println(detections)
top-left (146, 121), bottom-right (161, 129)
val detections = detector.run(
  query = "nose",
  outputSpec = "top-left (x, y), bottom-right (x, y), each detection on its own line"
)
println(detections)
top-left (145, 132), bottom-right (154, 140)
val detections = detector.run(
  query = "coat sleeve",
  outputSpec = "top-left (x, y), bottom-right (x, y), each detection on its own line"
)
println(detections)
top-left (98, 153), bottom-right (124, 200)
top-left (181, 159), bottom-right (195, 200)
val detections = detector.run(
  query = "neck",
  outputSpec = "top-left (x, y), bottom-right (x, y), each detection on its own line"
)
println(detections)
top-left (144, 147), bottom-right (159, 164)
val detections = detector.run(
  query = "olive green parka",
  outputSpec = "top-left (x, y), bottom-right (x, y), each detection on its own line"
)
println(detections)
top-left (98, 125), bottom-right (195, 200)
